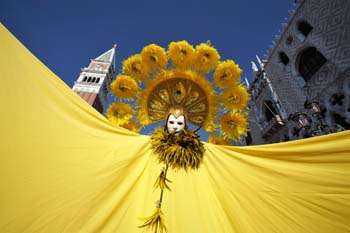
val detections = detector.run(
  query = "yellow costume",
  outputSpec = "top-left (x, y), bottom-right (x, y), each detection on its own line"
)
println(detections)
top-left (0, 23), bottom-right (350, 233)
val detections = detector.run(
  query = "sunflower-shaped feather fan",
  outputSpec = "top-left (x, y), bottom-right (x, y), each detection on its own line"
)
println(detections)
top-left (107, 40), bottom-right (249, 141)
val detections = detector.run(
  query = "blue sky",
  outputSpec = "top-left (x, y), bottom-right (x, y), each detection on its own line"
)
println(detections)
top-left (1, 1), bottom-right (295, 138)
top-left (1, 0), bottom-right (295, 86)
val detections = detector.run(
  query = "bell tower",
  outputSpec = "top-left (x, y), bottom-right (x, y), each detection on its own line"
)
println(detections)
top-left (72, 45), bottom-right (116, 113)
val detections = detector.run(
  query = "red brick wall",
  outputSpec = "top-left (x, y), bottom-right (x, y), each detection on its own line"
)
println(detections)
top-left (75, 91), bottom-right (103, 113)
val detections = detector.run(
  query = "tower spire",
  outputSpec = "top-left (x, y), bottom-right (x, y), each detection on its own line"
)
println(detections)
top-left (72, 45), bottom-right (116, 113)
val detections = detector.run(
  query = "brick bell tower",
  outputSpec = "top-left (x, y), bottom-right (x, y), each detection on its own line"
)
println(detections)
top-left (72, 45), bottom-right (116, 113)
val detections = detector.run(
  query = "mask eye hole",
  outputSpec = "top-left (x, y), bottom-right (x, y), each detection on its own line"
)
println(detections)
top-left (177, 122), bottom-right (183, 125)
top-left (169, 121), bottom-right (174, 124)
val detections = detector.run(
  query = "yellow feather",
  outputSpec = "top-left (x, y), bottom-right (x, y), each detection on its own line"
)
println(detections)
top-left (154, 169), bottom-right (172, 191)
top-left (150, 127), bottom-right (205, 171)
top-left (139, 208), bottom-right (167, 233)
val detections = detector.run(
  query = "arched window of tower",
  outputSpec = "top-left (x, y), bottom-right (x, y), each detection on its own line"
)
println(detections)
top-left (83, 76), bottom-right (87, 82)
top-left (92, 77), bottom-right (96, 83)
top-left (96, 78), bottom-right (100, 83)
top-left (87, 77), bottom-right (92, 82)
top-left (297, 47), bottom-right (327, 82)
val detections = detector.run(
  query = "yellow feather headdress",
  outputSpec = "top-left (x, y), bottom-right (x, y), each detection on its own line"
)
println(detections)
top-left (107, 40), bottom-right (249, 141)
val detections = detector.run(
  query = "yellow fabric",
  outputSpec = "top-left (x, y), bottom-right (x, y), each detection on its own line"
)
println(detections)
top-left (0, 23), bottom-right (349, 233)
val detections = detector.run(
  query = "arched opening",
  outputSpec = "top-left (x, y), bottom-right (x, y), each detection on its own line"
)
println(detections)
top-left (96, 78), bottom-right (100, 83)
top-left (282, 134), bottom-right (290, 142)
top-left (245, 131), bottom-right (252, 145)
top-left (279, 52), bottom-right (290, 65)
top-left (263, 100), bottom-right (277, 122)
top-left (297, 20), bottom-right (313, 37)
top-left (92, 77), bottom-right (96, 83)
top-left (332, 113), bottom-right (350, 130)
top-left (83, 76), bottom-right (87, 82)
top-left (87, 77), bottom-right (92, 82)
top-left (297, 47), bottom-right (327, 82)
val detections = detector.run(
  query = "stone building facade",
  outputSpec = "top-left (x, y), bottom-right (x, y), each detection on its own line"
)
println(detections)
top-left (247, 0), bottom-right (350, 145)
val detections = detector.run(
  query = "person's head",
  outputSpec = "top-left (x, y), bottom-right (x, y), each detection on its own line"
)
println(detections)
top-left (166, 114), bottom-right (185, 134)
top-left (165, 108), bottom-right (186, 134)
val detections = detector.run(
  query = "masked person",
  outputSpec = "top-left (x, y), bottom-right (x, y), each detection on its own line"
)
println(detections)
top-left (106, 41), bottom-right (248, 233)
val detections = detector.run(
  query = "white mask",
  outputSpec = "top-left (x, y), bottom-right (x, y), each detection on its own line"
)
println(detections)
top-left (167, 114), bottom-right (185, 134)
